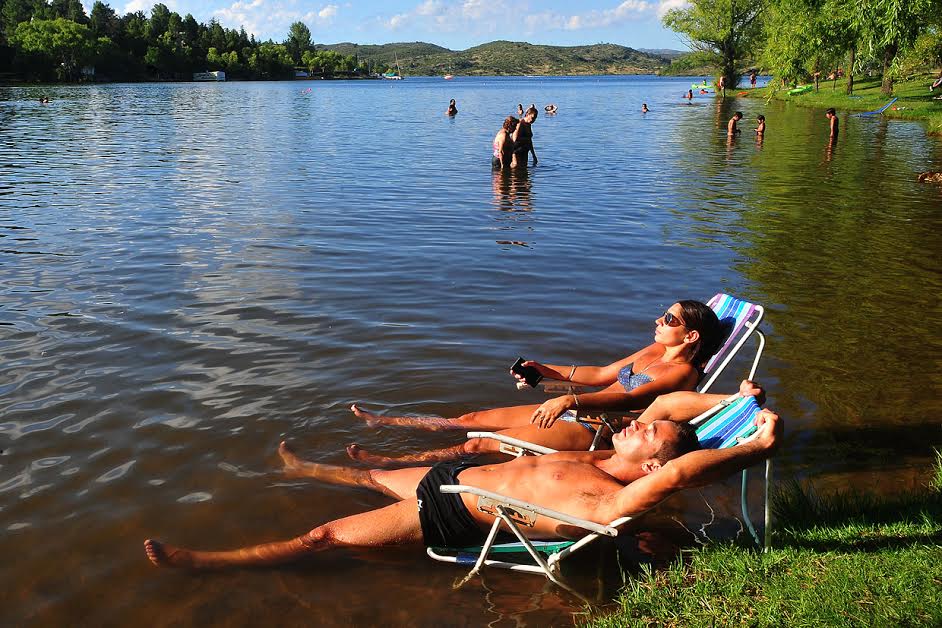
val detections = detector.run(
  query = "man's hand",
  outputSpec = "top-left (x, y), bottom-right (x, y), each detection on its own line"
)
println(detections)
top-left (738, 380), bottom-right (766, 406)
top-left (530, 395), bottom-right (573, 428)
top-left (754, 409), bottom-right (782, 453)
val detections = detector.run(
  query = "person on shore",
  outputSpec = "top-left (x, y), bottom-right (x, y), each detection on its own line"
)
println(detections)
top-left (685, 89), bottom-right (693, 101)
top-left (755, 115), bottom-right (765, 137)
top-left (446, 99), bottom-right (457, 116)
top-left (492, 116), bottom-right (517, 170)
top-left (345, 301), bottom-right (724, 466)
top-left (144, 404), bottom-right (782, 571)
top-left (930, 74), bottom-right (942, 91)
top-left (642, 103), bottom-right (650, 113)
top-left (544, 104), bottom-right (558, 114)
top-left (750, 72), bottom-right (757, 88)
top-left (512, 105), bottom-right (538, 167)
top-left (718, 75), bottom-right (727, 97)
top-left (826, 108), bottom-right (839, 142)
top-left (517, 103), bottom-right (524, 116)
top-left (728, 111), bottom-right (743, 136)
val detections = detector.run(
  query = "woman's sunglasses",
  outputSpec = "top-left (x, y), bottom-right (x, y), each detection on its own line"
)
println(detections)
top-left (662, 312), bottom-right (686, 328)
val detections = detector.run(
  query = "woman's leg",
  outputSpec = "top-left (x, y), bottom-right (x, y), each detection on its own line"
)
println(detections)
top-left (350, 403), bottom-right (540, 431)
top-left (346, 421), bottom-right (601, 467)
top-left (144, 498), bottom-right (424, 570)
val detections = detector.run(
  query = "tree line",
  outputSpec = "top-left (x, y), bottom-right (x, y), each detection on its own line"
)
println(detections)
top-left (664, 0), bottom-right (942, 94)
top-left (0, 1), bottom-right (386, 82)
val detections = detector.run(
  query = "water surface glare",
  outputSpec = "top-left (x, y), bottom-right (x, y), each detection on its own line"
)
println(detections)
top-left (1, 76), bottom-right (941, 625)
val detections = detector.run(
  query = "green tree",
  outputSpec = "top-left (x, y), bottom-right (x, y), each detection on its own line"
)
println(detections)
top-left (1, 0), bottom-right (43, 44)
top-left (285, 21), bottom-right (311, 65)
top-left (663, 0), bottom-right (763, 89)
top-left (858, 0), bottom-right (935, 94)
top-left (12, 17), bottom-right (96, 79)
top-left (50, 0), bottom-right (87, 23)
top-left (89, 2), bottom-right (120, 39)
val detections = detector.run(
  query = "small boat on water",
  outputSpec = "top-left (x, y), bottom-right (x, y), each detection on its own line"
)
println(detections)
top-left (193, 71), bottom-right (225, 82)
top-left (443, 74), bottom-right (454, 80)
top-left (383, 54), bottom-right (404, 80)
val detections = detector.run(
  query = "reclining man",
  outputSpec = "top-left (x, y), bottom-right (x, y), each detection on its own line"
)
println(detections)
top-left (145, 386), bottom-right (780, 570)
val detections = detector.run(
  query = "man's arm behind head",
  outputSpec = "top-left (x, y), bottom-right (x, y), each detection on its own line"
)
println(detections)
top-left (606, 410), bottom-right (783, 521)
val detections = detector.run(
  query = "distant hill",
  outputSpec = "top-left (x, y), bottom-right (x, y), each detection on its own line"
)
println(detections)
top-left (316, 41), bottom-right (669, 76)
top-left (638, 48), bottom-right (688, 60)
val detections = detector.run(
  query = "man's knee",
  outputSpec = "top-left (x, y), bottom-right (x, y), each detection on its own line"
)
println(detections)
top-left (301, 525), bottom-right (333, 550)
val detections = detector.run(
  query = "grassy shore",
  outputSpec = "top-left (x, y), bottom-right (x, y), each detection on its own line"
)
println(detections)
top-left (588, 451), bottom-right (942, 626)
top-left (743, 74), bottom-right (942, 135)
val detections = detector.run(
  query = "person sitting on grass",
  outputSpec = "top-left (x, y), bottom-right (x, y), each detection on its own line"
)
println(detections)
top-left (930, 74), bottom-right (942, 92)
top-left (345, 301), bottom-right (723, 466)
top-left (144, 405), bottom-right (782, 570)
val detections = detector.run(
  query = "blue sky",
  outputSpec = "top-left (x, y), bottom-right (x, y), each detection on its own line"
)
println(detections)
top-left (96, 1), bottom-right (690, 50)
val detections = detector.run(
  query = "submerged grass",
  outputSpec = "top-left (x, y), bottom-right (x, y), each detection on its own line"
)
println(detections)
top-left (743, 74), bottom-right (942, 135)
top-left (588, 452), bottom-right (942, 626)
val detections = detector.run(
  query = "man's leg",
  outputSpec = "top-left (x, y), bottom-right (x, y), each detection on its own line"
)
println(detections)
top-left (145, 498), bottom-right (424, 570)
top-left (278, 441), bottom-right (428, 500)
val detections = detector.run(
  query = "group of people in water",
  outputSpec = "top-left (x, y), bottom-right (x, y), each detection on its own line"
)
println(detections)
top-left (492, 103), bottom-right (541, 169)
top-left (144, 298), bottom-right (783, 572)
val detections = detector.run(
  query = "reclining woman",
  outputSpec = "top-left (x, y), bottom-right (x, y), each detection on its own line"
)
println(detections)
top-left (348, 300), bottom-right (724, 466)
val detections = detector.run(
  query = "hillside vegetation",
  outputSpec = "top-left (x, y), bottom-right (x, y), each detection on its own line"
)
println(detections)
top-left (318, 41), bottom-right (670, 76)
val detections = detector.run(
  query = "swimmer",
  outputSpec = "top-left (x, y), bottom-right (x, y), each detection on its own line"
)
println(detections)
top-left (727, 111), bottom-right (743, 136)
top-left (517, 103), bottom-right (524, 116)
top-left (685, 89), bottom-right (693, 101)
top-left (641, 103), bottom-right (649, 113)
top-left (544, 104), bottom-right (558, 114)
top-left (755, 114), bottom-right (765, 136)
top-left (446, 99), bottom-right (457, 116)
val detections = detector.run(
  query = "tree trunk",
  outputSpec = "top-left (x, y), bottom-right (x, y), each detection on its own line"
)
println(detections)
top-left (881, 42), bottom-right (898, 95)
top-left (845, 47), bottom-right (855, 95)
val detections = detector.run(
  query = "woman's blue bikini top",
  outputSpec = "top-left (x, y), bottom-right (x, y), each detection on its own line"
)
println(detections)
top-left (617, 363), bottom-right (654, 391)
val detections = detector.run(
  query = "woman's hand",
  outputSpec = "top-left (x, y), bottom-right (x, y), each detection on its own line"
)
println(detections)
top-left (509, 360), bottom-right (553, 386)
top-left (530, 395), bottom-right (574, 429)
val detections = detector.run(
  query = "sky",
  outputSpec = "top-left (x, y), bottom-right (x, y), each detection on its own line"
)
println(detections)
top-left (90, 0), bottom-right (691, 51)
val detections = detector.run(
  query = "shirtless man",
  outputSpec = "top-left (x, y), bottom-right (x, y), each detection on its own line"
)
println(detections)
top-left (144, 397), bottom-right (781, 570)
top-left (728, 111), bottom-right (743, 136)
top-left (755, 115), bottom-right (766, 137)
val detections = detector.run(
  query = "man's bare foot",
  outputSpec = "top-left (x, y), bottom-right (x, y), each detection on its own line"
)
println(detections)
top-left (145, 539), bottom-right (194, 568)
top-left (278, 441), bottom-right (307, 476)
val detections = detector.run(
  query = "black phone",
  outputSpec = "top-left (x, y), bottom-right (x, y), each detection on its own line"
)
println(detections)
top-left (511, 357), bottom-right (543, 387)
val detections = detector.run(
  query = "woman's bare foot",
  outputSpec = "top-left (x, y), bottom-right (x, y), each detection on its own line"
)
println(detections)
top-left (145, 539), bottom-right (195, 568)
top-left (349, 404), bottom-right (462, 431)
top-left (278, 441), bottom-right (309, 476)
top-left (346, 443), bottom-right (401, 467)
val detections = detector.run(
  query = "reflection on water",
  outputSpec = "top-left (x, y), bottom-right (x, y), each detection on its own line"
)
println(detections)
top-left (0, 76), bottom-right (940, 624)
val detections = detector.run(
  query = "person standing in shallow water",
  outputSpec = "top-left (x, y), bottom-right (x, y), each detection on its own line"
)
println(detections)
top-left (642, 103), bottom-right (649, 113)
top-left (512, 106), bottom-right (538, 167)
top-left (755, 115), bottom-right (765, 136)
top-left (826, 108), bottom-right (839, 142)
top-left (727, 111), bottom-right (743, 136)
top-left (446, 99), bottom-right (457, 116)
top-left (492, 116), bottom-right (517, 170)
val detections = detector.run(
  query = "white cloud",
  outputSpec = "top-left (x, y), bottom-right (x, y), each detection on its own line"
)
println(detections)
top-left (318, 5), bottom-right (339, 19)
top-left (212, 1), bottom-right (341, 40)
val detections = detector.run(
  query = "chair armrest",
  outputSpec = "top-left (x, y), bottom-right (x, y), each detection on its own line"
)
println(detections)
top-left (439, 484), bottom-right (619, 537)
top-left (467, 431), bottom-right (558, 456)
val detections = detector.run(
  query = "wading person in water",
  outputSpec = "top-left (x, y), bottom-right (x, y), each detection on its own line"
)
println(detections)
top-left (144, 401), bottom-right (782, 571)
top-left (512, 105), bottom-right (538, 167)
top-left (642, 103), bottom-right (649, 113)
top-left (728, 111), bottom-right (743, 136)
top-left (826, 108), bottom-right (839, 142)
top-left (345, 301), bottom-right (724, 467)
top-left (446, 99), bottom-right (457, 116)
top-left (492, 116), bottom-right (517, 170)
top-left (755, 115), bottom-right (765, 136)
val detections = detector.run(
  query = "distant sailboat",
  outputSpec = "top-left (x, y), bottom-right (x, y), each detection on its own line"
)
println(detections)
top-left (383, 54), bottom-right (404, 80)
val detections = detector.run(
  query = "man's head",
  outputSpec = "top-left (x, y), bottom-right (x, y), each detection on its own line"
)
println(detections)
top-left (612, 419), bottom-right (701, 473)
top-left (734, 112), bottom-right (743, 120)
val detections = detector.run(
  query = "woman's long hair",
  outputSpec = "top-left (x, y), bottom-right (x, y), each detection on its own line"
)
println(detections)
top-left (677, 300), bottom-right (724, 368)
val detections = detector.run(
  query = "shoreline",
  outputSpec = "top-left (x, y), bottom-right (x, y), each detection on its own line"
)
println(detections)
top-left (740, 74), bottom-right (942, 136)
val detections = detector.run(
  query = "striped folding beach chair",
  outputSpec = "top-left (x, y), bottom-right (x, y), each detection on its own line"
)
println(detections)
top-left (427, 395), bottom-right (769, 599)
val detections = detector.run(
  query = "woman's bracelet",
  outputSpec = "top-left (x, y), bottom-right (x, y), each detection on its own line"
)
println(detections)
top-left (567, 365), bottom-right (577, 381)
top-left (572, 393), bottom-right (580, 409)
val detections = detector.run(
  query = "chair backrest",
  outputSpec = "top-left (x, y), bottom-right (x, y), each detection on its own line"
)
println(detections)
top-left (694, 395), bottom-right (761, 449)
top-left (698, 293), bottom-right (764, 393)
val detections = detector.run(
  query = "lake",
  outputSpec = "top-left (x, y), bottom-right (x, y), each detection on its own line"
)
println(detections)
top-left (1, 75), bottom-right (940, 625)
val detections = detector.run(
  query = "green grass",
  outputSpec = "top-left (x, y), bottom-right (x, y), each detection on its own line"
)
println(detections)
top-left (587, 452), bottom-right (942, 627)
top-left (744, 74), bottom-right (942, 134)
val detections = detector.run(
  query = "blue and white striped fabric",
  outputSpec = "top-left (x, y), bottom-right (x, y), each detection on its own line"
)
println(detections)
top-left (704, 294), bottom-right (760, 376)
top-left (696, 396), bottom-right (762, 450)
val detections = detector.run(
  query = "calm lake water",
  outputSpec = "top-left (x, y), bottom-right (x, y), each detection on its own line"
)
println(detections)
top-left (1, 75), bottom-right (940, 626)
